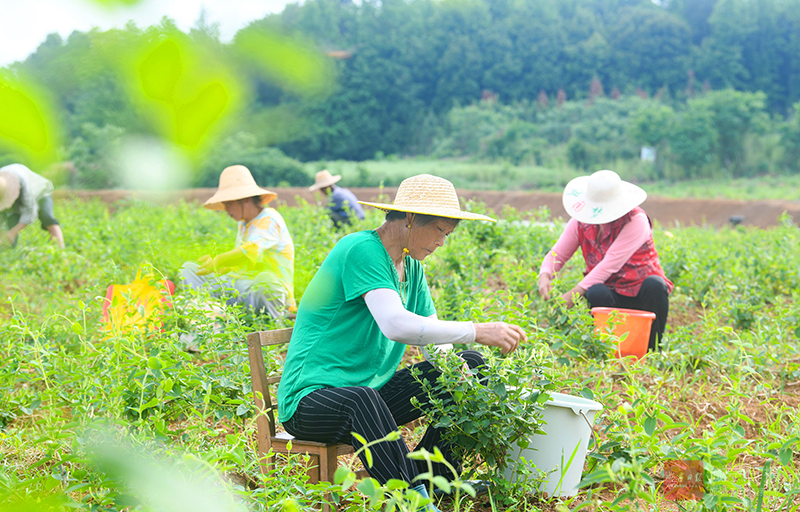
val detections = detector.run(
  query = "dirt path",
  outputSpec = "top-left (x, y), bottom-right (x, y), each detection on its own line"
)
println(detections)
top-left (55, 187), bottom-right (800, 229)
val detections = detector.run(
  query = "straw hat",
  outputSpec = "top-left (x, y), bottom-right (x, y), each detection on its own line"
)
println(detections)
top-left (0, 171), bottom-right (21, 211)
top-left (562, 170), bottom-right (646, 224)
top-left (308, 169), bottom-right (341, 192)
top-left (203, 165), bottom-right (277, 211)
top-left (359, 174), bottom-right (495, 222)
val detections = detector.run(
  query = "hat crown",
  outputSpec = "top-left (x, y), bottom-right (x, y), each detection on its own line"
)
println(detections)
top-left (394, 174), bottom-right (461, 210)
top-left (586, 170), bottom-right (623, 202)
top-left (315, 170), bottom-right (334, 182)
top-left (562, 169), bottom-right (646, 224)
top-left (358, 173), bottom-right (496, 222)
top-left (0, 170), bottom-right (21, 210)
top-left (309, 169), bottom-right (342, 191)
top-left (219, 165), bottom-right (258, 190)
top-left (203, 165), bottom-right (277, 210)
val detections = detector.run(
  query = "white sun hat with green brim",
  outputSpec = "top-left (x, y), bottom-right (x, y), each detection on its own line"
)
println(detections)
top-left (562, 169), bottom-right (647, 225)
top-left (359, 173), bottom-right (495, 222)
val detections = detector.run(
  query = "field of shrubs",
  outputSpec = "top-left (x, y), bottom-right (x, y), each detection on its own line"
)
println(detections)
top-left (1, 196), bottom-right (799, 512)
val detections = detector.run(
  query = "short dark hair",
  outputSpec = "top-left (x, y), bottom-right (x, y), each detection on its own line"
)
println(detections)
top-left (384, 210), bottom-right (460, 228)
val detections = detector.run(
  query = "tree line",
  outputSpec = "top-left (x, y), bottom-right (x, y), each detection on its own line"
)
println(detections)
top-left (265, 0), bottom-right (800, 164)
top-left (1, 0), bottom-right (799, 188)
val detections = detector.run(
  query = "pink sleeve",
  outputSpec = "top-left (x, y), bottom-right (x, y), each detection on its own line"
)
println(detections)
top-left (540, 218), bottom-right (581, 275)
top-left (578, 213), bottom-right (651, 290)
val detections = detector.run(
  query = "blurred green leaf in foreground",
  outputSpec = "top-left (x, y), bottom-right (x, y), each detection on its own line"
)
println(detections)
top-left (0, 74), bottom-right (60, 166)
top-left (82, 0), bottom-right (144, 6)
top-left (1, 4), bottom-right (335, 190)
top-left (88, 435), bottom-right (247, 512)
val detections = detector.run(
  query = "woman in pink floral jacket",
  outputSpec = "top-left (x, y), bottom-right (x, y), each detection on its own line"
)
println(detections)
top-left (538, 170), bottom-right (673, 351)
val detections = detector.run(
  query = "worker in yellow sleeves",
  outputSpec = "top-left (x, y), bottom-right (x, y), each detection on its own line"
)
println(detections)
top-left (181, 165), bottom-right (295, 318)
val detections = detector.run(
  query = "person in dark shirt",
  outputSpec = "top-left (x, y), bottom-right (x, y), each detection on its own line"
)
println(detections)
top-left (309, 170), bottom-right (365, 227)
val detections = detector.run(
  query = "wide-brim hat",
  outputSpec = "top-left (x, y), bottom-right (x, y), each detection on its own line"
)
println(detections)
top-left (308, 169), bottom-right (341, 192)
top-left (0, 171), bottom-right (21, 210)
top-left (359, 174), bottom-right (495, 222)
top-left (203, 165), bottom-right (277, 211)
top-left (562, 169), bottom-right (646, 224)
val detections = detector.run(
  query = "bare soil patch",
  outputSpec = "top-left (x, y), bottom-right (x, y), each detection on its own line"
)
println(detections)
top-left (55, 188), bottom-right (800, 229)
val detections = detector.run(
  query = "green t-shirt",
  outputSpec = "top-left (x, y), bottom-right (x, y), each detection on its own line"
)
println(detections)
top-left (277, 230), bottom-right (436, 422)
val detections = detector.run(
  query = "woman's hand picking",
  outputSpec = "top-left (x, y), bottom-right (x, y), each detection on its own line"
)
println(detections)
top-left (474, 322), bottom-right (527, 354)
top-left (197, 254), bottom-right (215, 276)
top-left (538, 272), bottom-right (553, 299)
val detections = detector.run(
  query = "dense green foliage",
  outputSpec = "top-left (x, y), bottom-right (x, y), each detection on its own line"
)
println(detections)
top-left (270, 0), bottom-right (800, 162)
top-left (1, 199), bottom-right (799, 510)
top-left (3, 0), bottom-right (800, 187)
top-left (430, 91), bottom-right (781, 180)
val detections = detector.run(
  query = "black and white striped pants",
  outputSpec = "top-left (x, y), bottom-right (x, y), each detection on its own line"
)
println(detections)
top-left (282, 350), bottom-right (485, 485)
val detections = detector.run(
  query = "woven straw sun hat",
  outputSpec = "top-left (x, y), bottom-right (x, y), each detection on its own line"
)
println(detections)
top-left (203, 165), bottom-right (277, 211)
top-left (308, 169), bottom-right (342, 192)
top-left (562, 169), bottom-right (647, 224)
top-left (359, 174), bottom-right (495, 222)
top-left (0, 171), bottom-right (21, 211)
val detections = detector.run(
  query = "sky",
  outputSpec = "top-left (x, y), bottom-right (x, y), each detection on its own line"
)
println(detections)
top-left (0, 0), bottom-right (299, 67)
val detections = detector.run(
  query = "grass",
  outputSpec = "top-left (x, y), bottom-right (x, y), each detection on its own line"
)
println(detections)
top-left (305, 158), bottom-right (800, 202)
top-left (1, 197), bottom-right (799, 511)
top-left (642, 174), bottom-right (800, 201)
top-left (308, 158), bottom-right (574, 191)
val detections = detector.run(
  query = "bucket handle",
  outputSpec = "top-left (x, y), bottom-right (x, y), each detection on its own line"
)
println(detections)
top-left (579, 411), bottom-right (599, 454)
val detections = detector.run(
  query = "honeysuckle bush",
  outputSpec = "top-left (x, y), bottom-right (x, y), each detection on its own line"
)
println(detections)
top-left (1, 197), bottom-right (799, 511)
top-left (411, 333), bottom-right (553, 473)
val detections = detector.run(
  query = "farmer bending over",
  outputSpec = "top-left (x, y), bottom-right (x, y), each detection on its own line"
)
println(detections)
top-left (181, 165), bottom-right (295, 318)
top-left (0, 163), bottom-right (64, 248)
top-left (538, 169), bottom-right (672, 350)
top-left (308, 169), bottom-right (365, 228)
top-left (278, 174), bottom-right (526, 510)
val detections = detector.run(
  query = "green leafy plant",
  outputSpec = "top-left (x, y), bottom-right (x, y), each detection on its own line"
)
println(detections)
top-left (3, 198), bottom-right (800, 511)
top-left (411, 340), bottom-right (555, 482)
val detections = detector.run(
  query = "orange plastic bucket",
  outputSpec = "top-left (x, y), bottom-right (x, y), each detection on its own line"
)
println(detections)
top-left (591, 307), bottom-right (655, 360)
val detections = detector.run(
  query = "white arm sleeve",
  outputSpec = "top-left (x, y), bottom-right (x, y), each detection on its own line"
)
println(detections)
top-left (421, 312), bottom-right (454, 360)
top-left (364, 288), bottom-right (476, 346)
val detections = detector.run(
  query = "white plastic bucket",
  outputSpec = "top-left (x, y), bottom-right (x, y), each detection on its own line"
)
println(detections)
top-left (504, 392), bottom-right (603, 497)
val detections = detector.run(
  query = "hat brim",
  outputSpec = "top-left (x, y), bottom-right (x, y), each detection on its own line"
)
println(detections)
top-left (562, 176), bottom-right (647, 224)
top-left (308, 175), bottom-right (341, 192)
top-left (204, 185), bottom-right (277, 211)
top-left (358, 201), bottom-right (496, 222)
top-left (0, 171), bottom-right (21, 211)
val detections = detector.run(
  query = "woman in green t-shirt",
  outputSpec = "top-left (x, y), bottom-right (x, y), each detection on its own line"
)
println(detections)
top-left (278, 174), bottom-right (527, 509)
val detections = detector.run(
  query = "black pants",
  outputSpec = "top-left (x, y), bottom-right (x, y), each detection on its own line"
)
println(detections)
top-left (282, 350), bottom-right (484, 485)
top-left (585, 276), bottom-right (670, 351)
top-left (329, 211), bottom-right (352, 229)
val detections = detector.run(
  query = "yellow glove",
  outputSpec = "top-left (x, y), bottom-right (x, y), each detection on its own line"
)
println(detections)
top-left (197, 254), bottom-right (215, 276)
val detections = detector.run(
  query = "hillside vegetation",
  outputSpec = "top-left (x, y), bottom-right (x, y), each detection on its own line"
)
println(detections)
top-left (2, 0), bottom-right (800, 190)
